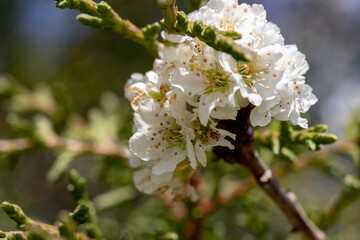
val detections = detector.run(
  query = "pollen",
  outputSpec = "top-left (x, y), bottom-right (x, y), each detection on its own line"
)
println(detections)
top-left (266, 86), bottom-right (270, 90)
top-left (244, 8), bottom-right (248, 12)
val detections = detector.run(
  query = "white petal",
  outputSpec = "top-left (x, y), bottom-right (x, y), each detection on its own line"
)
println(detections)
top-left (195, 140), bottom-right (207, 167)
top-left (152, 149), bottom-right (187, 175)
top-left (186, 134), bottom-right (197, 169)
top-left (170, 69), bottom-right (205, 97)
top-left (250, 107), bottom-right (272, 127)
top-left (129, 131), bottom-right (151, 161)
top-left (198, 93), bottom-right (218, 125)
top-left (248, 93), bottom-right (262, 106)
top-left (133, 168), bottom-right (173, 194)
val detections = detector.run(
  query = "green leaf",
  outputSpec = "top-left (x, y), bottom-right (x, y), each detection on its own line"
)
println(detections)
top-left (280, 147), bottom-right (297, 163)
top-left (176, 11), bottom-right (189, 31)
top-left (1, 202), bottom-right (28, 231)
top-left (70, 205), bottom-right (90, 224)
top-left (221, 31), bottom-right (242, 40)
top-left (68, 170), bottom-right (88, 202)
top-left (142, 22), bottom-right (161, 41)
top-left (93, 186), bottom-right (136, 210)
top-left (47, 151), bottom-right (79, 183)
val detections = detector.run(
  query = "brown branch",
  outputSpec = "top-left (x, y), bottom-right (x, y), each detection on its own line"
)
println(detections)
top-left (217, 140), bottom-right (355, 204)
top-left (0, 137), bottom-right (130, 159)
top-left (214, 107), bottom-right (327, 240)
top-left (243, 147), bottom-right (327, 240)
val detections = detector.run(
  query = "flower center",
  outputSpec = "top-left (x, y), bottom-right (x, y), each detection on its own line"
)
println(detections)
top-left (162, 122), bottom-right (184, 148)
top-left (194, 121), bottom-right (220, 142)
top-left (236, 61), bottom-right (270, 92)
top-left (204, 66), bottom-right (231, 94)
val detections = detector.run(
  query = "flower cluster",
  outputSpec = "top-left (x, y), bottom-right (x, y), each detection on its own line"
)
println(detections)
top-left (125, 0), bottom-right (317, 200)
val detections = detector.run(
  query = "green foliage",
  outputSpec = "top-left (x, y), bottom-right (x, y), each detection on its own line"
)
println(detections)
top-left (255, 121), bottom-right (337, 163)
top-left (68, 170), bottom-right (103, 240)
top-left (174, 11), bottom-right (249, 62)
top-left (47, 151), bottom-right (79, 183)
top-left (54, 0), bottom-right (159, 57)
top-left (142, 22), bottom-right (161, 41)
top-left (345, 108), bottom-right (360, 169)
top-left (0, 171), bottom-right (105, 240)
top-left (2, 0), bottom-right (360, 239)
top-left (1, 202), bottom-right (28, 231)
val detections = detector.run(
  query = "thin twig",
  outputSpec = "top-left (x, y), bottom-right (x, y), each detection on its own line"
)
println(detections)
top-left (243, 147), bottom-right (327, 240)
top-left (219, 140), bottom-right (355, 203)
top-left (0, 137), bottom-right (130, 159)
top-left (55, 0), bottom-right (160, 57)
top-left (214, 107), bottom-right (327, 240)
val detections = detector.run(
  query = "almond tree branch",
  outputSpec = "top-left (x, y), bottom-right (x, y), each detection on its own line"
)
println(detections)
top-left (0, 137), bottom-right (130, 159)
top-left (214, 107), bottom-right (327, 240)
top-left (242, 147), bottom-right (327, 240)
top-left (55, 0), bottom-right (160, 57)
top-left (215, 140), bottom-right (356, 205)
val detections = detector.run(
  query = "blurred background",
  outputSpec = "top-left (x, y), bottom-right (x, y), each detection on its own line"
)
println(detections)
top-left (0, 0), bottom-right (359, 239)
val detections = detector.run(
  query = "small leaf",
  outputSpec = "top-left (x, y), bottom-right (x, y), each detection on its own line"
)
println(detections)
top-left (47, 151), bottom-right (79, 183)
top-left (192, 21), bottom-right (204, 38)
top-left (280, 147), bottom-right (297, 163)
top-left (68, 170), bottom-right (88, 202)
top-left (97, 1), bottom-right (113, 18)
top-left (271, 138), bottom-right (280, 155)
top-left (305, 139), bottom-right (316, 151)
top-left (176, 11), bottom-right (189, 30)
top-left (203, 26), bottom-right (216, 42)
top-left (142, 22), bottom-right (161, 41)
top-left (93, 187), bottom-right (136, 211)
top-left (1, 202), bottom-right (28, 231)
top-left (70, 205), bottom-right (90, 224)
top-left (221, 31), bottom-right (242, 40)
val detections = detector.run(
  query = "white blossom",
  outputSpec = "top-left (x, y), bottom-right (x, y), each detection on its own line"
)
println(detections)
top-left (250, 45), bottom-right (318, 128)
top-left (188, 0), bottom-right (284, 50)
top-left (129, 96), bottom-right (234, 175)
top-left (169, 39), bottom-right (244, 125)
top-left (126, 0), bottom-right (317, 200)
